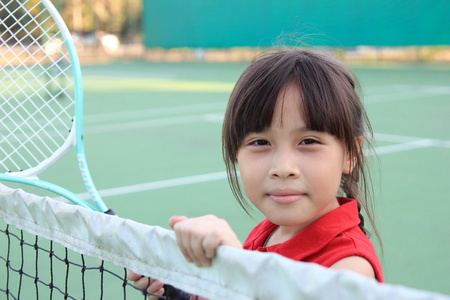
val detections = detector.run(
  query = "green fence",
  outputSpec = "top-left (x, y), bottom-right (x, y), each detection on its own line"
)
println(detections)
top-left (142, 0), bottom-right (450, 48)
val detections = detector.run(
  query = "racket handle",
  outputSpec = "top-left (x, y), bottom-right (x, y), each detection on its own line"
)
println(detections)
top-left (163, 285), bottom-right (192, 300)
top-left (104, 209), bottom-right (116, 216)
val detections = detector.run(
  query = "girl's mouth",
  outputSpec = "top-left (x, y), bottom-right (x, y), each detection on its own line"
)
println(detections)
top-left (268, 189), bottom-right (305, 204)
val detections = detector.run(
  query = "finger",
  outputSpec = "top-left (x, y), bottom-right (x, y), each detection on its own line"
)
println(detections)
top-left (169, 215), bottom-right (188, 229)
top-left (147, 286), bottom-right (164, 300)
top-left (126, 270), bottom-right (142, 281)
top-left (131, 275), bottom-right (150, 290)
top-left (145, 280), bottom-right (164, 299)
top-left (178, 226), bottom-right (199, 264)
top-left (189, 235), bottom-right (210, 267)
top-left (132, 277), bottom-right (165, 298)
top-left (178, 228), bottom-right (206, 267)
top-left (173, 225), bottom-right (193, 263)
top-left (202, 232), bottom-right (220, 260)
top-left (172, 216), bottom-right (205, 265)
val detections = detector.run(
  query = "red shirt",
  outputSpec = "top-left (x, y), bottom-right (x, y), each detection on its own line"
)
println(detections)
top-left (243, 197), bottom-right (383, 282)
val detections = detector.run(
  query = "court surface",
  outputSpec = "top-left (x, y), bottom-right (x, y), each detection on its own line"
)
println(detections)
top-left (4, 59), bottom-right (450, 295)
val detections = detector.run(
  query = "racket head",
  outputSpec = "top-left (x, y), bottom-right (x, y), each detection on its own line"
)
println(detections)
top-left (0, 0), bottom-right (110, 213)
top-left (0, 0), bottom-right (82, 178)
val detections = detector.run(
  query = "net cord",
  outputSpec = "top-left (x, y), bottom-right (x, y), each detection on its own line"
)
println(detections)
top-left (1, 183), bottom-right (448, 300)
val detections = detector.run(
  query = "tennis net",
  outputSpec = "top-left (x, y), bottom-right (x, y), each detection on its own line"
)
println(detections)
top-left (1, 183), bottom-right (449, 300)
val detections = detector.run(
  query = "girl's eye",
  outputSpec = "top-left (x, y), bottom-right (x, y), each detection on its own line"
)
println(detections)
top-left (251, 139), bottom-right (270, 146)
top-left (300, 139), bottom-right (318, 145)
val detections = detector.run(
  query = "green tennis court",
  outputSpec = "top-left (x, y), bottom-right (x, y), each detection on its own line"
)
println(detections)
top-left (5, 60), bottom-right (450, 296)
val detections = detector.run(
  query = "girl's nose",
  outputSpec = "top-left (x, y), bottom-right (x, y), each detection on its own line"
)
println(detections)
top-left (269, 148), bottom-right (300, 179)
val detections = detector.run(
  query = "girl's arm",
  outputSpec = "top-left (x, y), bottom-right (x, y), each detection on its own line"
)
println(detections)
top-left (330, 256), bottom-right (375, 279)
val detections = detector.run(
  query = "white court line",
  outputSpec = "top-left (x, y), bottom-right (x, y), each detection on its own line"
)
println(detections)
top-left (74, 136), bottom-right (449, 200)
top-left (365, 88), bottom-right (448, 104)
top-left (86, 115), bottom-right (208, 134)
top-left (365, 91), bottom-right (427, 103)
top-left (85, 102), bottom-right (226, 124)
top-left (374, 133), bottom-right (418, 143)
top-left (85, 113), bottom-right (225, 134)
top-left (75, 171), bottom-right (228, 200)
top-left (79, 83), bottom-right (450, 134)
top-left (83, 90), bottom-right (447, 135)
top-left (369, 139), bottom-right (434, 155)
top-left (420, 85), bottom-right (450, 95)
top-left (374, 133), bottom-right (450, 149)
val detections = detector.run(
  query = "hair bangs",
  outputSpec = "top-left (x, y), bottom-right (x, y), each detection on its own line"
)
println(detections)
top-left (295, 55), bottom-right (359, 147)
top-left (225, 52), bottom-right (298, 157)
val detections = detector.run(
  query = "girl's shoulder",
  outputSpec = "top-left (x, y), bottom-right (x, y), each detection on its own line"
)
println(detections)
top-left (313, 226), bottom-right (383, 282)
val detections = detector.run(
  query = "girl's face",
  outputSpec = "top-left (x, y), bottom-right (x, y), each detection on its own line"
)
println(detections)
top-left (237, 84), bottom-right (353, 232)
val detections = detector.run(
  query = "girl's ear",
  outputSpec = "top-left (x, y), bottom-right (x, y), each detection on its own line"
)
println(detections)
top-left (342, 153), bottom-right (353, 175)
top-left (343, 137), bottom-right (363, 175)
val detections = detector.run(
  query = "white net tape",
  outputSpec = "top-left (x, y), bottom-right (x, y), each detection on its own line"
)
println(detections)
top-left (0, 183), bottom-right (449, 300)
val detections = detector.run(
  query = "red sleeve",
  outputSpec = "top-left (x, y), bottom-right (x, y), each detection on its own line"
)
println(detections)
top-left (304, 229), bottom-right (383, 282)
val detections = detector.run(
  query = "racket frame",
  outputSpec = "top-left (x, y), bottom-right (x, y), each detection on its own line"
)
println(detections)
top-left (0, 0), bottom-right (106, 212)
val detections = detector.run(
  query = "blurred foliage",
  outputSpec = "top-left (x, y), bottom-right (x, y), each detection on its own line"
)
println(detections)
top-left (0, 0), bottom-right (141, 46)
top-left (56, 0), bottom-right (142, 38)
top-left (1, 0), bottom-right (61, 43)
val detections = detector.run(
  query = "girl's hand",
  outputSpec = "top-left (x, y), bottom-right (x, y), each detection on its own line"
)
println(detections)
top-left (126, 270), bottom-right (164, 300)
top-left (169, 215), bottom-right (242, 267)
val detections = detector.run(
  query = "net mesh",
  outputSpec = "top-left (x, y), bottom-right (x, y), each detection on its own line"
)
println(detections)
top-left (0, 225), bottom-right (149, 300)
top-left (1, 183), bottom-right (449, 300)
top-left (0, 0), bottom-right (75, 173)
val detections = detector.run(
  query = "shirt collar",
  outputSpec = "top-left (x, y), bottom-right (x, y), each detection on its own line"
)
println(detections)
top-left (257, 197), bottom-right (361, 260)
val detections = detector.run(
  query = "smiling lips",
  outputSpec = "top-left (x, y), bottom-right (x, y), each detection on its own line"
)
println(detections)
top-left (268, 189), bottom-right (305, 204)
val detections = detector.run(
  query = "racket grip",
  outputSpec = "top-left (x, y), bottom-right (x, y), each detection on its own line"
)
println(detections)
top-left (163, 284), bottom-right (192, 300)
top-left (104, 209), bottom-right (116, 216)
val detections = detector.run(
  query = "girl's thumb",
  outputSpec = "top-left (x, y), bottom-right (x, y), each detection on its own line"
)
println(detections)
top-left (168, 215), bottom-right (188, 229)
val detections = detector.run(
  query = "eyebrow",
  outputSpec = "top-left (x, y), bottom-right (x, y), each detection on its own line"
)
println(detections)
top-left (259, 124), bottom-right (318, 134)
top-left (295, 125), bottom-right (314, 132)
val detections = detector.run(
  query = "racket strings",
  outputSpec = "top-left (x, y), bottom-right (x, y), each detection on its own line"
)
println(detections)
top-left (1, 0), bottom-right (76, 174)
top-left (1, 1), bottom-right (49, 55)
top-left (4, 59), bottom-right (74, 138)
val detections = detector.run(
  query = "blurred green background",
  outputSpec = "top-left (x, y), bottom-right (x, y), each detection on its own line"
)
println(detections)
top-left (1, 0), bottom-right (450, 297)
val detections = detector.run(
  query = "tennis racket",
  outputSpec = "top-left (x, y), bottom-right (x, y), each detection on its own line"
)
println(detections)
top-left (0, 0), bottom-right (113, 214)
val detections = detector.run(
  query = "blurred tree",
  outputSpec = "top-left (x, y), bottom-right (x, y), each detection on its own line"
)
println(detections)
top-left (58, 0), bottom-right (142, 39)
top-left (1, 0), bottom-right (50, 43)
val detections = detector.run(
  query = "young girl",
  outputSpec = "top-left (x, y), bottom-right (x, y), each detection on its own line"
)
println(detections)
top-left (128, 49), bottom-right (383, 299)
